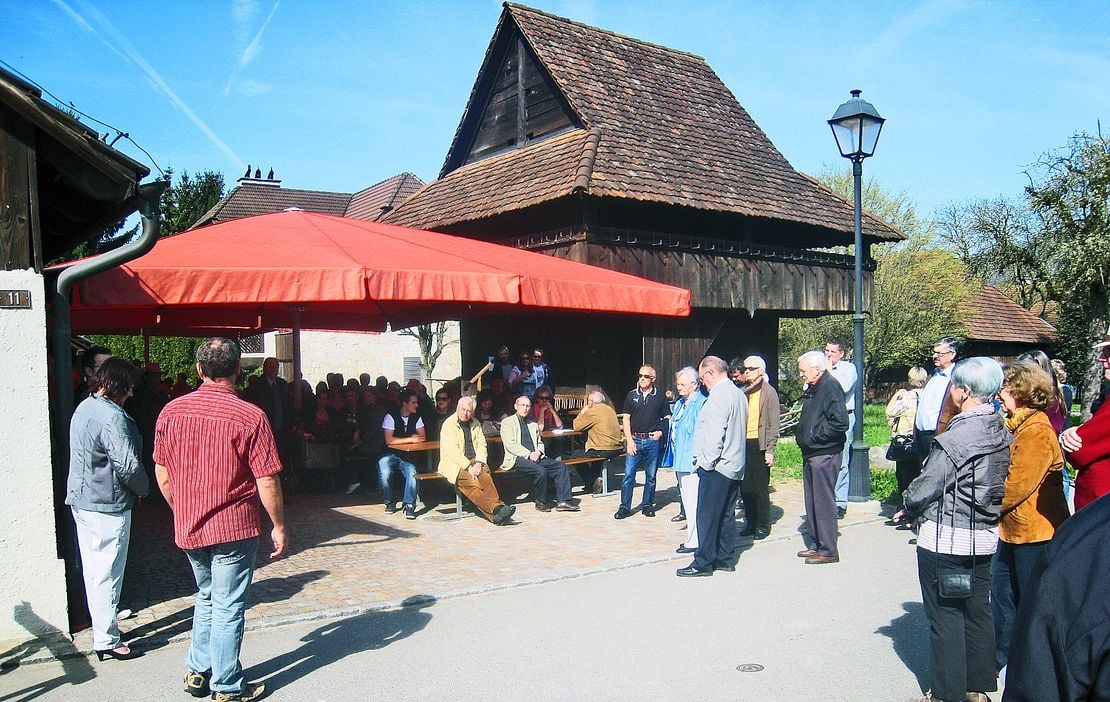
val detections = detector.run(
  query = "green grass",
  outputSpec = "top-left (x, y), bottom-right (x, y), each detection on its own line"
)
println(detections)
top-left (772, 403), bottom-right (896, 501)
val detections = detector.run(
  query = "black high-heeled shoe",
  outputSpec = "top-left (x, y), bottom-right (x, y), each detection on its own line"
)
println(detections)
top-left (94, 646), bottom-right (140, 661)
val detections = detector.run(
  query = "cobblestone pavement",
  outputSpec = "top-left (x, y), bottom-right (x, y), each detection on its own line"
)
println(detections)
top-left (6, 469), bottom-right (889, 663)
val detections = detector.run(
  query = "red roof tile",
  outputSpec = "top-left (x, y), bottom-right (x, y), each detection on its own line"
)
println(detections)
top-left (192, 184), bottom-right (352, 229)
top-left (345, 172), bottom-right (425, 221)
top-left (961, 285), bottom-right (1057, 344)
top-left (386, 3), bottom-right (901, 243)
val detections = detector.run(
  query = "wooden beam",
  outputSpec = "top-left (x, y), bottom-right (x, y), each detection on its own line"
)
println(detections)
top-left (0, 102), bottom-right (33, 270)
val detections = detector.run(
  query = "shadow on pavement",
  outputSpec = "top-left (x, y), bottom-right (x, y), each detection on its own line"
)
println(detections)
top-left (0, 602), bottom-right (95, 701)
top-left (123, 496), bottom-right (416, 613)
top-left (123, 571), bottom-right (331, 653)
top-left (249, 595), bottom-right (436, 694)
top-left (876, 601), bottom-right (930, 691)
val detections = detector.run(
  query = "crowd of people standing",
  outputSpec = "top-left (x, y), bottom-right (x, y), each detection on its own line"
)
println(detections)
top-left (62, 333), bottom-right (1110, 701)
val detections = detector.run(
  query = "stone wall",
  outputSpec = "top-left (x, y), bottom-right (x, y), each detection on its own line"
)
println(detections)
top-left (260, 324), bottom-right (464, 392)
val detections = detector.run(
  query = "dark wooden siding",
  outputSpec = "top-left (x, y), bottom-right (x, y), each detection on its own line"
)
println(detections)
top-left (0, 102), bottom-right (33, 270)
top-left (535, 240), bottom-right (869, 314)
top-left (461, 308), bottom-right (780, 406)
top-left (467, 38), bottom-right (577, 166)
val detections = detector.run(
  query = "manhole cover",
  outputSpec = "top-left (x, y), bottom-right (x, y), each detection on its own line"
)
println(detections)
top-left (736, 664), bottom-right (764, 673)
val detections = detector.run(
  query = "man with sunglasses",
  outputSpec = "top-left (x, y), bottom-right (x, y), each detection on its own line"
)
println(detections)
top-left (733, 355), bottom-right (780, 540)
top-left (531, 348), bottom-right (552, 390)
top-left (616, 365), bottom-right (670, 519)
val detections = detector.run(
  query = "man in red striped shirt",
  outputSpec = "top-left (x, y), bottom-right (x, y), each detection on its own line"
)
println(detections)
top-left (154, 338), bottom-right (285, 702)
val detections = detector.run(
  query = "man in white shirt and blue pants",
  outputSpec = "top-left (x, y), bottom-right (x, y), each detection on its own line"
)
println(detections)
top-left (913, 337), bottom-right (961, 468)
top-left (826, 339), bottom-right (857, 519)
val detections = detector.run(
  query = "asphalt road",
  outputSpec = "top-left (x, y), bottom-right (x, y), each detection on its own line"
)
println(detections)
top-left (0, 516), bottom-right (1008, 702)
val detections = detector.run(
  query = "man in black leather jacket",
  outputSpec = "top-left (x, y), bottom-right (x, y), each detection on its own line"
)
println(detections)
top-left (795, 351), bottom-right (849, 564)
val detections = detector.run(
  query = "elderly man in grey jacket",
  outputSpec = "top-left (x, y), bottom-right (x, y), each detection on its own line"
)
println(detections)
top-left (676, 356), bottom-right (747, 577)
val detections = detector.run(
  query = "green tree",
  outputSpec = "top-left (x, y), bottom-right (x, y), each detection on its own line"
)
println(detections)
top-left (86, 334), bottom-right (204, 383)
top-left (90, 170), bottom-right (228, 369)
top-left (397, 321), bottom-right (458, 380)
top-left (779, 171), bottom-right (975, 400)
top-left (160, 169), bottom-right (226, 235)
top-left (938, 131), bottom-right (1110, 414)
top-left (1028, 132), bottom-right (1110, 413)
top-left (937, 197), bottom-right (1051, 314)
top-left (815, 165), bottom-right (925, 238)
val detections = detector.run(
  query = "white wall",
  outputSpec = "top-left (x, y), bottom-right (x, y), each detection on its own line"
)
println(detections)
top-left (0, 270), bottom-right (68, 643)
top-left (268, 324), bottom-right (463, 392)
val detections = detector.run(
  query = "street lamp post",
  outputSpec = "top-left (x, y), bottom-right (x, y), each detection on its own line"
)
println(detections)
top-left (828, 89), bottom-right (885, 502)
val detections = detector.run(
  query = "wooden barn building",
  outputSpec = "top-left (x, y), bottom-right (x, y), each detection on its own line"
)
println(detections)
top-left (384, 3), bottom-right (902, 393)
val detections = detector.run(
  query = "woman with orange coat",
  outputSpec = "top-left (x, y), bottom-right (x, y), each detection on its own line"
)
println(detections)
top-left (992, 359), bottom-right (1070, 673)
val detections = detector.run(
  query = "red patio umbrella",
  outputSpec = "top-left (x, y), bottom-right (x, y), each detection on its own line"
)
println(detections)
top-left (64, 210), bottom-right (690, 335)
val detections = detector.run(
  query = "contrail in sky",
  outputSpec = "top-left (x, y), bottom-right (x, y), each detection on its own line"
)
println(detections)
top-left (223, 0), bottom-right (282, 96)
top-left (54, 0), bottom-right (246, 172)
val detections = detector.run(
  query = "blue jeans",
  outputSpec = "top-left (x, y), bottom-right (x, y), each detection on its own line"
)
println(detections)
top-left (835, 410), bottom-right (855, 508)
top-left (378, 454), bottom-right (418, 507)
top-left (184, 537), bottom-right (257, 695)
top-left (992, 539), bottom-right (1049, 670)
top-left (621, 436), bottom-right (660, 510)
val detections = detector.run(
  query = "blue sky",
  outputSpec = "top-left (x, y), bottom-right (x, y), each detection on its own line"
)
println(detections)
top-left (4, 0), bottom-right (1109, 218)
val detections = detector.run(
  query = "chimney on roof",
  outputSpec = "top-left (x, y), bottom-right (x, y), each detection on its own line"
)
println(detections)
top-left (237, 165), bottom-right (281, 188)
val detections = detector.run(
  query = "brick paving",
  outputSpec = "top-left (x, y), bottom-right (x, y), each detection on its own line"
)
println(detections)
top-left (8, 469), bottom-right (888, 663)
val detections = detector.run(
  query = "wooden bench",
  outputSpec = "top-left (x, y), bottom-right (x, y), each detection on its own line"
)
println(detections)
top-left (414, 451), bottom-right (625, 520)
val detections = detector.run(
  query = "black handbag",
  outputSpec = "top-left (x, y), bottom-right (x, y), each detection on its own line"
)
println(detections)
top-left (935, 456), bottom-right (975, 600)
top-left (886, 434), bottom-right (916, 461)
top-left (937, 567), bottom-right (973, 599)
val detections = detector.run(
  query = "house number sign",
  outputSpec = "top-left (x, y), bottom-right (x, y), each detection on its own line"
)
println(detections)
top-left (0, 290), bottom-right (31, 309)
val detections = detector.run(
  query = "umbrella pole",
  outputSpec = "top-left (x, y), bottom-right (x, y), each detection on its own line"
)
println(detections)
top-left (292, 309), bottom-right (302, 412)
top-left (143, 330), bottom-right (150, 364)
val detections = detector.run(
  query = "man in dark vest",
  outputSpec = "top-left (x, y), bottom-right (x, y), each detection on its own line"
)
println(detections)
top-left (378, 389), bottom-right (426, 519)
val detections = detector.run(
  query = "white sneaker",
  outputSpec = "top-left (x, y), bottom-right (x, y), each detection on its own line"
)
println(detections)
top-left (345, 483), bottom-right (361, 495)
top-left (117, 608), bottom-right (134, 621)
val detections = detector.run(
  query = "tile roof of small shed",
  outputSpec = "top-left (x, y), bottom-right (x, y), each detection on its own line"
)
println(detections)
top-left (962, 285), bottom-right (1057, 344)
top-left (345, 173), bottom-right (425, 221)
top-left (193, 185), bottom-right (352, 229)
top-left (387, 3), bottom-right (901, 242)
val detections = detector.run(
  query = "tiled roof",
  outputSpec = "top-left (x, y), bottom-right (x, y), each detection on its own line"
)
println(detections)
top-left (961, 285), bottom-right (1057, 344)
top-left (345, 172), bottom-right (425, 221)
top-left (192, 185), bottom-right (352, 229)
top-left (387, 3), bottom-right (901, 242)
top-left (383, 130), bottom-right (588, 229)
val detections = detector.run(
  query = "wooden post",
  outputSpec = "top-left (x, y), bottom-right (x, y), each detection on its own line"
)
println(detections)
top-left (0, 103), bottom-right (33, 270)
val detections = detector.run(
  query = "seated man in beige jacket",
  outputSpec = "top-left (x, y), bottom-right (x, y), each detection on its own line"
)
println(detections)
top-left (439, 397), bottom-right (515, 525)
top-left (571, 390), bottom-right (625, 494)
top-left (501, 396), bottom-right (580, 512)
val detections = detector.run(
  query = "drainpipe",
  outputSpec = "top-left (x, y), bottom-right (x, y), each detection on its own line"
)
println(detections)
top-left (49, 178), bottom-right (166, 609)
top-left (50, 178), bottom-right (167, 450)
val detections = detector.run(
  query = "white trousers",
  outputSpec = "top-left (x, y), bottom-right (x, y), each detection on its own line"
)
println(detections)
top-left (72, 507), bottom-right (132, 650)
top-left (679, 471), bottom-right (700, 548)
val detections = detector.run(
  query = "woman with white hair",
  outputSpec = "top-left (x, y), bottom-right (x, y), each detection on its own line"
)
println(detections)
top-left (667, 366), bottom-right (706, 553)
top-left (897, 357), bottom-right (1012, 702)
